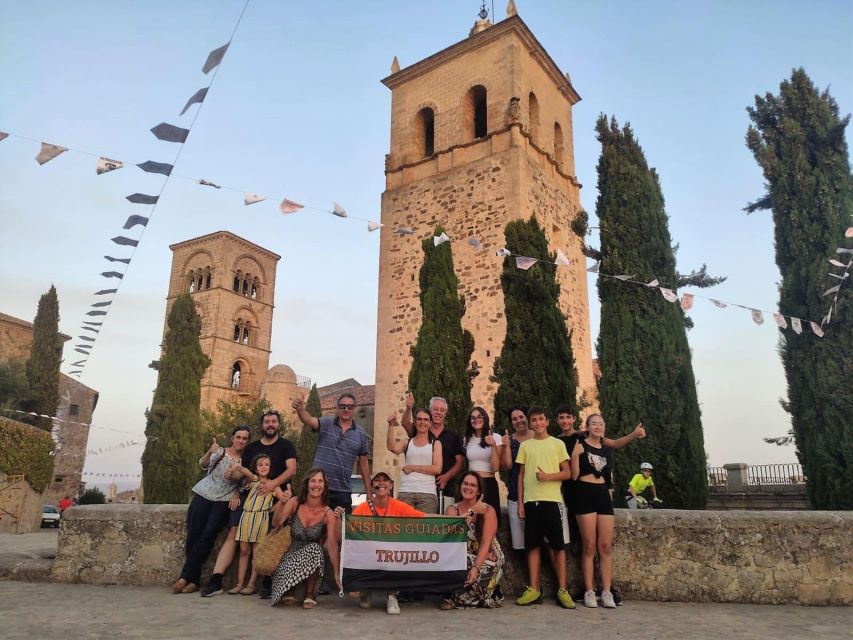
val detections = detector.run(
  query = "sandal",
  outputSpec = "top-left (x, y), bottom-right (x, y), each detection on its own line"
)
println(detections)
top-left (240, 586), bottom-right (256, 596)
top-left (228, 585), bottom-right (243, 595)
top-left (303, 597), bottom-right (318, 610)
top-left (440, 597), bottom-right (455, 610)
top-left (282, 595), bottom-right (297, 605)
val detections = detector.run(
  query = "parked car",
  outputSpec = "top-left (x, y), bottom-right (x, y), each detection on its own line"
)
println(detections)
top-left (350, 474), bottom-right (368, 507)
top-left (41, 505), bottom-right (61, 528)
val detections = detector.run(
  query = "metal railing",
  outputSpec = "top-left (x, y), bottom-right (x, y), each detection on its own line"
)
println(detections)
top-left (295, 375), bottom-right (312, 390)
top-left (707, 466), bottom-right (727, 487)
top-left (707, 463), bottom-right (805, 487)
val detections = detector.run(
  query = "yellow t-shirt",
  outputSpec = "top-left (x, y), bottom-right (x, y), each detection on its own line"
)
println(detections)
top-left (628, 473), bottom-right (655, 494)
top-left (516, 436), bottom-right (569, 503)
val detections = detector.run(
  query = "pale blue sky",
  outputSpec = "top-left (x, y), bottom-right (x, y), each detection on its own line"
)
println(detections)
top-left (1, 1), bottom-right (851, 489)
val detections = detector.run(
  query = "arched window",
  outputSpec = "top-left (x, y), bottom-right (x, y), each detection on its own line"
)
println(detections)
top-left (196, 273), bottom-right (204, 291)
top-left (242, 326), bottom-right (250, 345)
top-left (415, 107), bottom-right (435, 157)
top-left (242, 276), bottom-right (249, 296)
top-left (251, 278), bottom-right (259, 300)
top-left (234, 323), bottom-right (241, 341)
top-left (231, 362), bottom-right (241, 389)
top-left (205, 269), bottom-right (212, 289)
top-left (554, 122), bottom-right (564, 168)
top-left (465, 85), bottom-right (488, 141)
top-left (233, 273), bottom-right (241, 292)
top-left (528, 92), bottom-right (540, 143)
top-left (188, 272), bottom-right (196, 293)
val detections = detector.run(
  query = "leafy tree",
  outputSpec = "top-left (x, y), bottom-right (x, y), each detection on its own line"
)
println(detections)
top-left (200, 397), bottom-right (271, 444)
top-left (290, 384), bottom-right (321, 493)
top-left (745, 69), bottom-right (853, 509)
top-left (492, 216), bottom-right (578, 434)
top-left (141, 295), bottom-right (210, 503)
top-left (78, 487), bottom-right (106, 505)
top-left (594, 115), bottom-right (708, 509)
top-left (0, 358), bottom-right (30, 413)
top-left (23, 286), bottom-right (62, 431)
top-left (408, 227), bottom-right (476, 434)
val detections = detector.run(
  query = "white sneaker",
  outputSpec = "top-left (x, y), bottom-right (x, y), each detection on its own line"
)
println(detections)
top-left (601, 591), bottom-right (616, 608)
top-left (386, 594), bottom-right (401, 615)
top-left (583, 589), bottom-right (598, 608)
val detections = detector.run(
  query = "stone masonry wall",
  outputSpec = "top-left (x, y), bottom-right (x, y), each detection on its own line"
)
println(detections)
top-left (51, 506), bottom-right (851, 605)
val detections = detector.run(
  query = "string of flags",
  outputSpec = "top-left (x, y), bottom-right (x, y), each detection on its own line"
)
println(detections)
top-left (81, 471), bottom-right (141, 479)
top-left (0, 407), bottom-right (154, 439)
top-left (86, 440), bottom-right (145, 457)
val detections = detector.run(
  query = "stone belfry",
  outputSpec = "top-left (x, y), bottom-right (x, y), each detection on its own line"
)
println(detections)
top-left (373, 7), bottom-right (595, 470)
top-left (162, 231), bottom-right (280, 414)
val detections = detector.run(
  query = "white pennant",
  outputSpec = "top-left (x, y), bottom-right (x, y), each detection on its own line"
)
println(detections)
top-left (824, 307), bottom-right (832, 325)
top-left (750, 309), bottom-right (764, 325)
top-left (495, 247), bottom-right (511, 257)
top-left (613, 274), bottom-right (634, 281)
top-left (846, 227), bottom-right (853, 238)
top-left (772, 313), bottom-right (788, 329)
top-left (555, 249), bottom-right (571, 267)
top-left (587, 261), bottom-right (600, 273)
top-left (810, 321), bottom-right (824, 338)
top-left (828, 272), bottom-right (849, 279)
top-left (829, 259), bottom-right (848, 268)
top-left (790, 317), bottom-right (803, 334)
top-left (332, 202), bottom-right (348, 218)
top-left (468, 237), bottom-right (483, 252)
top-left (244, 193), bottom-right (266, 206)
top-left (367, 221), bottom-right (383, 232)
top-left (710, 299), bottom-right (727, 308)
top-left (279, 198), bottom-right (304, 214)
top-left (645, 278), bottom-right (659, 288)
top-left (515, 256), bottom-right (537, 270)
top-left (837, 248), bottom-right (853, 254)
top-left (35, 142), bottom-right (67, 165)
top-left (660, 288), bottom-right (678, 303)
top-left (96, 156), bottom-right (123, 175)
top-left (822, 284), bottom-right (841, 297)
top-left (433, 232), bottom-right (450, 247)
top-left (680, 293), bottom-right (694, 311)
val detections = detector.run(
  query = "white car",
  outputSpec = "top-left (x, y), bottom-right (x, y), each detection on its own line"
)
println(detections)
top-left (41, 505), bottom-right (61, 528)
top-left (350, 475), bottom-right (368, 507)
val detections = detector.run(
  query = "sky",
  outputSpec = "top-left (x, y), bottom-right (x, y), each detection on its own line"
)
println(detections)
top-left (1, 1), bottom-right (851, 490)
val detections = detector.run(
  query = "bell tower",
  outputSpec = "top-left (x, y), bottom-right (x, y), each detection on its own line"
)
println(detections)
top-left (163, 231), bottom-right (280, 413)
top-left (373, 11), bottom-right (595, 470)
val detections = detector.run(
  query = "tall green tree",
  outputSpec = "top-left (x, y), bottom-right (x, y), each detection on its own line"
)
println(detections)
top-left (141, 294), bottom-right (210, 503)
top-left (24, 285), bottom-right (62, 431)
top-left (292, 385), bottom-right (321, 494)
top-left (0, 358), bottom-right (30, 413)
top-left (306, 383), bottom-right (322, 418)
top-left (492, 217), bottom-right (578, 434)
top-left (594, 115), bottom-right (708, 509)
top-left (745, 69), bottom-right (853, 509)
top-left (200, 397), bottom-right (271, 443)
top-left (408, 227), bottom-right (475, 434)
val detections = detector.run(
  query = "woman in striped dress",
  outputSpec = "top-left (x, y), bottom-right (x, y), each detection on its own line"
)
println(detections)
top-left (231, 454), bottom-right (287, 595)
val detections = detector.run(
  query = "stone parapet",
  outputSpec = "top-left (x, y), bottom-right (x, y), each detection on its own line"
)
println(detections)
top-left (51, 505), bottom-right (852, 605)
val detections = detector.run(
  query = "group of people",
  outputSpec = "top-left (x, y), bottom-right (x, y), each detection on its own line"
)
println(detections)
top-left (171, 391), bottom-right (652, 614)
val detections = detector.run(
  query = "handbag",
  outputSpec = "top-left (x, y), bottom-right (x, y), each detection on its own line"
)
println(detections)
top-left (253, 525), bottom-right (292, 575)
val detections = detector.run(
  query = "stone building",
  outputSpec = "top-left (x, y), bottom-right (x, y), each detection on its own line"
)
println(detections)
top-left (0, 311), bottom-right (99, 504)
top-left (318, 379), bottom-right (375, 442)
top-left (373, 11), bottom-right (595, 472)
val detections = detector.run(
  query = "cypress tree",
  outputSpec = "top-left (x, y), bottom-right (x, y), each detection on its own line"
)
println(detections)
top-left (408, 227), bottom-right (475, 434)
top-left (492, 217), bottom-right (578, 434)
top-left (141, 294), bottom-right (210, 503)
top-left (745, 69), bottom-right (853, 509)
top-left (292, 383), bottom-right (322, 493)
top-left (306, 383), bottom-right (322, 418)
top-left (594, 115), bottom-right (708, 509)
top-left (24, 285), bottom-right (62, 431)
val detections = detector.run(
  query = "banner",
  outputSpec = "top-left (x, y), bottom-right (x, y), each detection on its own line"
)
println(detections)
top-left (341, 515), bottom-right (466, 593)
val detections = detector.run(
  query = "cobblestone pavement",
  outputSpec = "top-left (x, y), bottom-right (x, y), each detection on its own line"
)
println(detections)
top-left (1, 581), bottom-right (849, 640)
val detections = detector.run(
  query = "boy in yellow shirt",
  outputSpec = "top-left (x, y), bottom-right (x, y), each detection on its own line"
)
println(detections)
top-left (515, 407), bottom-right (574, 608)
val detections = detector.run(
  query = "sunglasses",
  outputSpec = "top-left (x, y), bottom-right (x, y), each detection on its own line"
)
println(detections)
top-left (338, 403), bottom-right (355, 410)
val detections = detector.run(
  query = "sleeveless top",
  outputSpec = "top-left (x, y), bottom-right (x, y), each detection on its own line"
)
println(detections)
top-left (577, 439), bottom-right (613, 486)
top-left (465, 436), bottom-right (495, 473)
top-left (400, 439), bottom-right (438, 494)
top-left (290, 505), bottom-right (330, 550)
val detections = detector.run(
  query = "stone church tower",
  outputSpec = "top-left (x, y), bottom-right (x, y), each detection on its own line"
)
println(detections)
top-left (373, 12), bottom-right (595, 470)
top-left (163, 231), bottom-right (280, 414)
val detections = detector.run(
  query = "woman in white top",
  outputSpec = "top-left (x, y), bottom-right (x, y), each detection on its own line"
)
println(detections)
top-left (463, 406), bottom-right (501, 528)
top-left (386, 408), bottom-right (443, 513)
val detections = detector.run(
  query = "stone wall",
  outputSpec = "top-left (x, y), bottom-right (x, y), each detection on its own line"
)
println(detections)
top-left (51, 505), bottom-right (851, 605)
top-left (0, 471), bottom-right (44, 534)
top-left (708, 486), bottom-right (810, 511)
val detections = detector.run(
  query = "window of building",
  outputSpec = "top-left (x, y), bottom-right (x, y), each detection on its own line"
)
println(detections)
top-left (554, 122), bottom-right (564, 168)
top-left (528, 92), bottom-right (540, 143)
top-left (465, 85), bottom-right (488, 141)
top-left (231, 362), bottom-right (241, 389)
top-left (69, 404), bottom-right (79, 417)
top-left (415, 107), bottom-right (435, 157)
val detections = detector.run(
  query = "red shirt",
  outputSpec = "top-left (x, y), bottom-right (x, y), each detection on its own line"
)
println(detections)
top-left (58, 498), bottom-right (72, 512)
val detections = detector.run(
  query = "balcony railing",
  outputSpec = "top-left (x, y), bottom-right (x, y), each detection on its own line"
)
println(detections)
top-left (707, 463), bottom-right (806, 489)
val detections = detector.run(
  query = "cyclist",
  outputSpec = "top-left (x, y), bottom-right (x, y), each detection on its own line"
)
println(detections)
top-left (626, 462), bottom-right (662, 509)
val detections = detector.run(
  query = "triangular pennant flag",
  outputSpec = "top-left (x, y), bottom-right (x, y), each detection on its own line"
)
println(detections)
top-left (515, 256), bottom-right (537, 270)
top-left (367, 221), bottom-right (383, 232)
top-left (0, 131), bottom-right (8, 141)
top-left (790, 317), bottom-right (803, 334)
top-left (199, 178), bottom-right (220, 189)
top-left (748, 309), bottom-right (763, 325)
top-left (35, 142), bottom-right (67, 165)
top-left (91, 301), bottom-right (112, 308)
top-left (680, 293), bottom-right (694, 311)
top-left (94, 289), bottom-right (116, 295)
top-left (80, 326), bottom-right (99, 333)
top-left (822, 284), bottom-right (841, 296)
top-left (67, 370), bottom-right (82, 375)
top-left (829, 259), bottom-right (848, 267)
top-left (137, 160), bottom-right (174, 176)
top-left (111, 236), bottom-right (139, 247)
top-left (78, 335), bottom-right (96, 342)
top-left (151, 122), bottom-right (189, 143)
top-left (660, 288), bottom-right (678, 303)
top-left (279, 198), bottom-right (304, 214)
top-left (645, 278), bottom-right (659, 288)
top-left (332, 202), bottom-right (348, 218)
top-left (495, 248), bottom-right (511, 257)
top-left (83, 321), bottom-right (103, 326)
top-left (123, 215), bottom-right (149, 230)
top-left (126, 193), bottom-right (159, 205)
top-left (244, 193), bottom-right (266, 205)
top-left (810, 322), bottom-right (824, 338)
top-left (74, 348), bottom-right (90, 355)
top-left (772, 313), bottom-right (788, 329)
top-left (394, 227), bottom-right (415, 236)
top-left (468, 237), bottom-right (483, 252)
top-left (70, 360), bottom-right (87, 367)
top-left (74, 344), bottom-right (92, 349)
top-left (96, 156), bottom-right (123, 175)
top-left (99, 272), bottom-right (123, 280)
top-left (824, 308), bottom-right (832, 325)
top-left (846, 227), bottom-right (853, 238)
top-left (587, 261), bottom-right (600, 273)
top-left (837, 248), bottom-right (853, 254)
top-left (202, 42), bottom-right (229, 74)
top-left (555, 249), bottom-right (571, 267)
top-left (180, 87), bottom-right (209, 116)
top-left (433, 232), bottom-right (450, 247)
top-left (104, 256), bottom-right (131, 264)
top-left (828, 272), bottom-right (849, 280)
top-left (710, 299), bottom-right (727, 308)
top-left (613, 274), bottom-right (634, 281)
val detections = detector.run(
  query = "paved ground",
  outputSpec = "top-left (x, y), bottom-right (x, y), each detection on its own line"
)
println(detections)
top-left (0, 529), bottom-right (57, 558)
top-left (1, 581), bottom-right (849, 640)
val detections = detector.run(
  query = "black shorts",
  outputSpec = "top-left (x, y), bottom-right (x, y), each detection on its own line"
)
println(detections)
top-left (523, 501), bottom-right (570, 551)
top-left (573, 481), bottom-right (614, 516)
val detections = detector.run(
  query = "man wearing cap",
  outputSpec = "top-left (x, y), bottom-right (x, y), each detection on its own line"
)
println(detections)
top-left (352, 471), bottom-right (425, 614)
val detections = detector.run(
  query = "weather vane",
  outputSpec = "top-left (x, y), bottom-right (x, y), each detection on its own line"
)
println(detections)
top-left (478, 2), bottom-right (489, 20)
